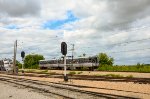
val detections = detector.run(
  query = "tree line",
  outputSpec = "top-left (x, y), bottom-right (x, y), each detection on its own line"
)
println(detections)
top-left (17, 53), bottom-right (150, 73)
top-left (17, 53), bottom-right (114, 69)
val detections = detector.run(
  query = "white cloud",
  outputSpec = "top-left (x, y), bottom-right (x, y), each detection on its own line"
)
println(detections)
top-left (41, 0), bottom-right (75, 20)
top-left (0, 0), bottom-right (41, 17)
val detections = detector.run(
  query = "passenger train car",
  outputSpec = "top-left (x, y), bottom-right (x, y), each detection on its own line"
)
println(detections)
top-left (39, 56), bottom-right (99, 70)
top-left (0, 59), bottom-right (13, 71)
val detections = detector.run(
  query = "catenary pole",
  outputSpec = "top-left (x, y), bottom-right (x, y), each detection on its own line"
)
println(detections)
top-left (71, 44), bottom-right (74, 69)
top-left (13, 40), bottom-right (17, 74)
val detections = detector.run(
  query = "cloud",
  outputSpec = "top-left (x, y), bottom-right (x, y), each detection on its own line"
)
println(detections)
top-left (0, 0), bottom-right (41, 17)
top-left (0, 0), bottom-right (150, 65)
top-left (72, 0), bottom-right (150, 30)
top-left (106, 0), bottom-right (150, 27)
top-left (41, 0), bottom-right (75, 20)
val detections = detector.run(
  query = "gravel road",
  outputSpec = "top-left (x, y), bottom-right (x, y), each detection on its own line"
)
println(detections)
top-left (0, 81), bottom-right (52, 99)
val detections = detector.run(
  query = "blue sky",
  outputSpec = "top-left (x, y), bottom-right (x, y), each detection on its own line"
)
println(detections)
top-left (42, 11), bottom-right (79, 30)
top-left (5, 24), bottom-right (19, 29)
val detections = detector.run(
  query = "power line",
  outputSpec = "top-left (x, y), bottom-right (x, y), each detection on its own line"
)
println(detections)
top-left (111, 37), bottom-right (150, 46)
top-left (109, 47), bottom-right (150, 54)
top-left (77, 37), bottom-right (150, 50)
top-left (109, 26), bottom-right (150, 37)
top-left (77, 47), bottom-right (150, 56)
top-left (115, 57), bottom-right (150, 61)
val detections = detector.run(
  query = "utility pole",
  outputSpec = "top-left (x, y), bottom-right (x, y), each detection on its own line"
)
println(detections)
top-left (71, 44), bottom-right (74, 69)
top-left (13, 40), bottom-right (17, 75)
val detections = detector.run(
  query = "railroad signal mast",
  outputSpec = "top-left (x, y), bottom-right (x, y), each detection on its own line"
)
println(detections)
top-left (61, 42), bottom-right (68, 82)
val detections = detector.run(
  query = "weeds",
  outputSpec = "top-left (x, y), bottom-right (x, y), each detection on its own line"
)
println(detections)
top-left (126, 74), bottom-right (133, 78)
top-left (105, 74), bottom-right (124, 77)
top-left (77, 71), bottom-right (83, 74)
top-left (95, 74), bottom-right (103, 76)
top-left (95, 74), bottom-right (134, 78)
top-left (68, 71), bottom-right (76, 75)
top-left (40, 70), bottom-right (48, 73)
top-left (95, 74), bottom-right (124, 78)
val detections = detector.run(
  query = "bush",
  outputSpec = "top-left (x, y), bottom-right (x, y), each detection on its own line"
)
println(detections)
top-left (77, 71), bottom-right (83, 74)
top-left (80, 67), bottom-right (88, 71)
top-left (68, 71), bottom-right (76, 75)
top-left (24, 54), bottom-right (44, 69)
top-left (31, 64), bottom-right (39, 69)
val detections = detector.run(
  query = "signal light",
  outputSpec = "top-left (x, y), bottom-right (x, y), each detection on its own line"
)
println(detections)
top-left (21, 51), bottom-right (25, 58)
top-left (61, 42), bottom-right (67, 55)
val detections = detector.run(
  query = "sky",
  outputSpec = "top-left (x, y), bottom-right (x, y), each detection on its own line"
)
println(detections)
top-left (0, 0), bottom-right (150, 65)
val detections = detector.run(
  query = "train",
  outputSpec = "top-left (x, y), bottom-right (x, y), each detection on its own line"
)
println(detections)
top-left (39, 56), bottom-right (99, 70)
top-left (0, 59), bottom-right (13, 71)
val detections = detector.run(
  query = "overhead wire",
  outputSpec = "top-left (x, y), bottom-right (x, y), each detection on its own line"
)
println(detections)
top-left (108, 47), bottom-right (150, 54)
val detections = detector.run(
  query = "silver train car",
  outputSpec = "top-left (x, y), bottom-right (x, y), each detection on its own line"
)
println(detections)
top-left (39, 56), bottom-right (99, 70)
top-left (0, 59), bottom-right (13, 71)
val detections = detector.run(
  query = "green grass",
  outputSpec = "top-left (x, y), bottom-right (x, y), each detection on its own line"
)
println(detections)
top-left (95, 74), bottom-right (134, 78)
top-left (24, 69), bottom-right (36, 73)
top-left (68, 71), bottom-right (76, 75)
top-left (77, 71), bottom-right (83, 74)
top-left (97, 65), bottom-right (150, 73)
top-left (95, 74), bottom-right (103, 76)
top-left (40, 70), bottom-right (48, 73)
top-left (20, 69), bottom-right (57, 75)
top-left (126, 74), bottom-right (133, 78)
top-left (105, 74), bottom-right (124, 77)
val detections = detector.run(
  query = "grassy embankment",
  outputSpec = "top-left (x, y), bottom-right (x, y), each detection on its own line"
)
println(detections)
top-left (97, 65), bottom-right (150, 73)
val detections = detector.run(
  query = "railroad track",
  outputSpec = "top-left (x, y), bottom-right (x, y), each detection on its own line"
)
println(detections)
top-left (68, 75), bottom-right (150, 84)
top-left (0, 75), bottom-right (140, 99)
top-left (9, 72), bottom-right (150, 84)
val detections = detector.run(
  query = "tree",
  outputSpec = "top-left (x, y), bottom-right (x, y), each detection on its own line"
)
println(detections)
top-left (24, 54), bottom-right (44, 69)
top-left (83, 53), bottom-right (86, 57)
top-left (98, 53), bottom-right (114, 66)
top-left (16, 60), bottom-right (22, 69)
